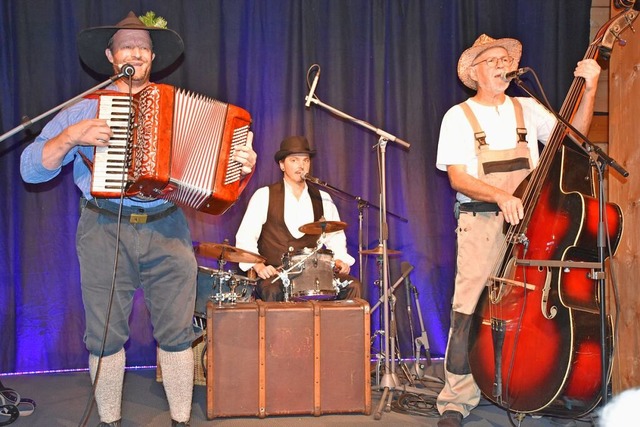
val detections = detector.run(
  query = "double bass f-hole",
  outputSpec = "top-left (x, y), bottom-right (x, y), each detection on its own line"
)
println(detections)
top-left (539, 266), bottom-right (557, 320)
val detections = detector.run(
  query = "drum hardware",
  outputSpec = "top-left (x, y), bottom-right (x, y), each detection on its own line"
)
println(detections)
top-left (271, 230), bottom-right (343, 302)
top-left (333, 277), bottom-right (353, 290)
top-left (369, 261), bottom-right (442, 392)
top-left (271, 240), bottom-right (330, 302)
top-left (212, 273), bottom-right (258, 307)
top-left (368, 250), bottom-right (404, 389)
top-left (271, 245), bottom-right (317, 301)
top-left (197, 266), bottom-right (257, 308)
top-left (286, 248), bottom-right (338, 301)
top-left (360, 244), bottom-right (402, 256)
top-left (297, 220), bottom-right (347, 235)
top-left (194, 240), bottom-right (263, 306)
top-left (302, 172), bottom-right (407, 282)
top-left (363, 245), bottom-right (403, 383)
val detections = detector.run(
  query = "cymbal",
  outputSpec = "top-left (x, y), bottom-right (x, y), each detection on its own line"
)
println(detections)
top-left (195, 242), bottom-right (266, 264)
top-left (299, 220), bottom-right (347, 235)
top-left (359, 245), bottom-right (402, 256)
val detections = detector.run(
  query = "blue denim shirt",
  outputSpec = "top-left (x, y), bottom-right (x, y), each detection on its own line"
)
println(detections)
top-left (20, 87), bottom-right (167, 208)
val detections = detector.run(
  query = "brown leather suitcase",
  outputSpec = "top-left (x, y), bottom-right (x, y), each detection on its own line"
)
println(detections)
top-left (205, 298), bottom-right (371, 419)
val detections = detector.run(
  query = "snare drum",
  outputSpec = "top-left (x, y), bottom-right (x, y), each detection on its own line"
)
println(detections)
top-left (283, 248), bottom-right (338, 301)
top-left (195, 266), bottom-right (255, 314)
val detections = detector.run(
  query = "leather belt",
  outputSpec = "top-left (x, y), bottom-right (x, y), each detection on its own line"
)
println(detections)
top-left (83, 200), bottom-right (178, 224)
top-left (458, 202), bottom-right (500, 213)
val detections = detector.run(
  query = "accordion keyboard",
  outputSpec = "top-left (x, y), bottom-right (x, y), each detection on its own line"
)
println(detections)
top-left (92, 95), bottom-right (134, 196)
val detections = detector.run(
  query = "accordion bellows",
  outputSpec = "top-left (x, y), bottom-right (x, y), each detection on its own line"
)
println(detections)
top-left (92, 83), bottom-right (252, 215)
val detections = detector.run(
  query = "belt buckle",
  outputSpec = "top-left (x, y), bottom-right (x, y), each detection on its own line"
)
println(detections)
top-left (129, 213), bottom-right (148, 224)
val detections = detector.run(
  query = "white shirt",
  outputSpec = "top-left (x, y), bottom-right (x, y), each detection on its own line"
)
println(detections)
top-left (435, 97), bottom-right (555, 203)
top-left (235, 180), bottom-right (355, 271)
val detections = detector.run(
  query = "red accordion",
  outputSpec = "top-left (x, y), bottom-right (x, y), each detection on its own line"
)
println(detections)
top-left (91, 83), bottom-right (252, 215)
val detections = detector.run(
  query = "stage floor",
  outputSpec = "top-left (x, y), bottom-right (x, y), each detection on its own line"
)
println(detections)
top-left (1, 359), bottom-right (598, 427)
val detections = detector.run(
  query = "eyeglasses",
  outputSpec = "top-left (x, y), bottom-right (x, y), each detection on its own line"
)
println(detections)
top-left (471, 56), bottom-right (515, 68)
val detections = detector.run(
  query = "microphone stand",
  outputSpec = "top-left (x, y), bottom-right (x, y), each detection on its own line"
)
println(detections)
top-left (514, 76), bottom-right (628, 407)
top-left (306, 84), bottom-right (410, 420)
top-left (5, 68), bottom-right (134, 427)
top-left (0, 71), bottom-right (130, 144)
top-left (304, 175), bottom-right (407, 281)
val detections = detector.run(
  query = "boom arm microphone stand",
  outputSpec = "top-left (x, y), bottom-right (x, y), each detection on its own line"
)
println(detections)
top-left (0, 66), bottom-right (134, 144)
top-left (304, 64), bottom-right (410, 420)
top-left (3, 66), bottom-right (139, 427)
top-left (513, 70), bottom-right (628, 407)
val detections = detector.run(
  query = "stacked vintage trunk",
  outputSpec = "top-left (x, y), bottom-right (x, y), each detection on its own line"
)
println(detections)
top-left (205, 299), bottom-right (371, 419)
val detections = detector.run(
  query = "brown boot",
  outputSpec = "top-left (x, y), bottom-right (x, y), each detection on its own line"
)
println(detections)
top-left (437, 410), bottom-right (463, 427)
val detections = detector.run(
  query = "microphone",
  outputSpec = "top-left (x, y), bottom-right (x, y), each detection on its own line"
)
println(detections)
top-left (304, 66), bottom-right (321, 108)
top-left (501, 67), bottom-right (531, 82)
top-left (121, 64), bottom-right (135, 77)
top-left (302, 173), bottom-right (328, 186)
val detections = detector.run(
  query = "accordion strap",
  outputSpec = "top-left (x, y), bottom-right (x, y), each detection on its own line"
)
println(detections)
top-left (237, 168), bottom-right (255, 199)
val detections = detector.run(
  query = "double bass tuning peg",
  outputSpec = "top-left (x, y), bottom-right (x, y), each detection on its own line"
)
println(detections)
top-left (609, 29), bottom-right (628, 47)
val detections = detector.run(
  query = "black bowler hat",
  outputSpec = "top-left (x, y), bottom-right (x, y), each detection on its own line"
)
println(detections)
top-left (77, 11), bottom-right (184, 75)
top-left (274, 136), bottom-right (316, 163)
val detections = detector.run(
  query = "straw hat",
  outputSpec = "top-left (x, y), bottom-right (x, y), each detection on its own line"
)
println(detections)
top-left (274, 136), bottom-right (316, 163)
top-left (457, 34), bottom-right (522, 90)
top-left (77, 11), bottom-right (184, 75)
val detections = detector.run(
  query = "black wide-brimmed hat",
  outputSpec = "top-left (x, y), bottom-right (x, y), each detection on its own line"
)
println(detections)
top-left (77, 11), bottom-right (184, 75)
top-left (274, 136), bottom-right (316, 163)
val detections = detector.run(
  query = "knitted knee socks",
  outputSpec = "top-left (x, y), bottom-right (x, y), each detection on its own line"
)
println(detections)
top-left (89, 349), bottom-right (125, 424)
top-left (158, 347), bottom-right (194, 423)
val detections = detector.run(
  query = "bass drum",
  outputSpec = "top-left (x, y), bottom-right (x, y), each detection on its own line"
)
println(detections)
top-left (283, 248), bottom-right (337, 301)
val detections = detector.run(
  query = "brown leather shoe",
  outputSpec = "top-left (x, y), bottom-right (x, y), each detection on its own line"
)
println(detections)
top-left (437, 410), bottom-right (463, 427)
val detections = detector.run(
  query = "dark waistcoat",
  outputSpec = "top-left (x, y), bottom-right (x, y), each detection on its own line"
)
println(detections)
top-left (257, 182), bottom-right (324, 266)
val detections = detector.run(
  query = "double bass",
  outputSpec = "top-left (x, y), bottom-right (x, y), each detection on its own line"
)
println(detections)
top-left (468, 7), bottom-right (637, 418)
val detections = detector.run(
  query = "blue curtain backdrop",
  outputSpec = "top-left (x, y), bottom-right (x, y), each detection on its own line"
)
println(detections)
top-left (0, 0), bottom-right (593, 373)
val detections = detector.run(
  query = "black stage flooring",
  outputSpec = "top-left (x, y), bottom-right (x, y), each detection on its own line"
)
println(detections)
top-left (1, 360), bottom-right (597, 427)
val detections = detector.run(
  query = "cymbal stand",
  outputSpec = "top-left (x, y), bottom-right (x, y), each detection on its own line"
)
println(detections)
top-left (369, 258), bottom-right (410, 382)
top-left (211, 256), bottom-right (243, 306)
top-left (358, 200), bottom-right (367, 281)
top-left (212, 256), bottom-right (230, 306)
top-left (369, 254), bottom-right (386, 386)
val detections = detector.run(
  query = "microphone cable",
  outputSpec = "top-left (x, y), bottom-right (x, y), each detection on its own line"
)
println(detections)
top-left (77, 74), bottom-right (136, 427)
